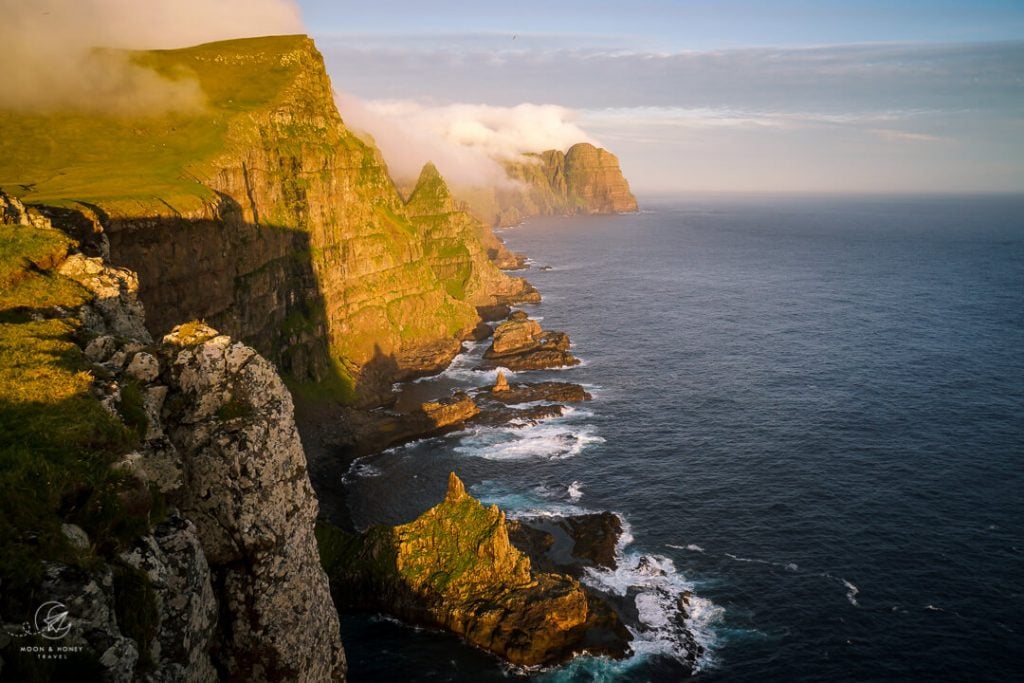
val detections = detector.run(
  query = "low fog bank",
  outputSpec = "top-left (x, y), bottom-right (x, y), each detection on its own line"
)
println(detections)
top-left (0, 0), bottom-right (303, 112)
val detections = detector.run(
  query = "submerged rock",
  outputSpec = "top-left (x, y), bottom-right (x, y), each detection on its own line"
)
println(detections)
top-left (473, 403), bottom-right (567, 427)
top-left (320, 473), bottom-right (631, 666)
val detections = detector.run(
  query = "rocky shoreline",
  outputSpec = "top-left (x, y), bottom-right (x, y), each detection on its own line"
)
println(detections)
top-left (301, 241), bottom-right (705, 674)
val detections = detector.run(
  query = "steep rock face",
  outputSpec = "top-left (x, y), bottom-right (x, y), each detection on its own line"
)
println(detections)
top-left (404, 162), bottom-right (539, 306)
top-left (320, 473), bottom-right (630, 666)
top-left (161, 323), bottom-right (346, 682)
top-left (564, 143), bottom-right (639, 214)
top-left (460, 143), bottom-right (638, 227)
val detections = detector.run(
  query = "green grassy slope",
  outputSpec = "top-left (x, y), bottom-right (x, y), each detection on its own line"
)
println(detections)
top-left (0, 219), bottom-right (154, 592)
top-left (0, 35), bottom-right (308, 210)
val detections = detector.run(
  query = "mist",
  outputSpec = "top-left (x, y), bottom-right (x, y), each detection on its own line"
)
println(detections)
top-left (335, 93), bottom-right (599, 186)
top-left (0, 0), bottom-right (303, 112)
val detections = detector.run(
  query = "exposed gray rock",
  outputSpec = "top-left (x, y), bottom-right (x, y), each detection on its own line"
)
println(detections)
top-left (61, 523), bottom-right (90, 551)
top-left (162, 323), bottom-right (347, 681)
top-left (118, 511), bottom-right (218, 682)
top-left (35, 562), bottom-right (139, 682)
top-left (57, 253), bottom-right (152, 342)
top-left (143, 386), bottom-right (169, 442)
top-left (125, 352), bottom-right (160, 383)
top-left (85, 335), bottom-right (117, 362)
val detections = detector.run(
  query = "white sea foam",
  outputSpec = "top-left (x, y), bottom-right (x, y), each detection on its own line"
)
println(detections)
top-left (842, 579), bottom-right (860, 606)
top-left (567, 481), bottom-right (584, 502)
top-left (666, 543), bottom-right (705, 553)
top-left (725, 552), bottom-right (796, 571)
top-left (341, 457), bottom-right (383, 484)
top-left (410, 341), bottom-right (514, 384)
top-left (580, 516), bottom-right (722, 673)
top-left (471, 481), bottom-right (593, 519)
top-left (453, 417), bottom-right (604, 461)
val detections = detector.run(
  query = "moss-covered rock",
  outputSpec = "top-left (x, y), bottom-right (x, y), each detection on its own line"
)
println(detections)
top-left (319, 473), bottom-right (631, 666)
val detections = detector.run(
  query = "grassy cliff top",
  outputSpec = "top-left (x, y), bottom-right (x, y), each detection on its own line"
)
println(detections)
top-left (0, 34), bottom-right (318, 212)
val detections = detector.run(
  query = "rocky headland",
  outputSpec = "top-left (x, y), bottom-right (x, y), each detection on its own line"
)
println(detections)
top-left (318, 473), bottom-right (631, 666)
top-left (460, 142), bottom-right (639, 228)
top-left (0, 194), bottom-right (344, 680)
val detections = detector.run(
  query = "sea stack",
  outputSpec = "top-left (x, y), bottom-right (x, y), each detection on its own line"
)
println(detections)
top-left (492, 370), bottom-right (511, 392)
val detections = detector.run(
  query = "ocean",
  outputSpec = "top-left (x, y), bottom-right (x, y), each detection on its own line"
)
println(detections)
top-left (335, 195), bottom-right (1024, 681)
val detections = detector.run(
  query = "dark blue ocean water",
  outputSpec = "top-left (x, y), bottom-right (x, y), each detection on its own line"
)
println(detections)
top-left (338, 195), bottom-right (1024, 681)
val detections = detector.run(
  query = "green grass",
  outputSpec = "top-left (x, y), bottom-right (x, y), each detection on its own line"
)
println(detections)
top-left (0, 35), bottom-right (313, 210)
top-left (0, 317), bottom-right (140, 588)
top-left (0, 223), bottom-right (156, 596)
top-left (0, 223), bottom-right (72, 285)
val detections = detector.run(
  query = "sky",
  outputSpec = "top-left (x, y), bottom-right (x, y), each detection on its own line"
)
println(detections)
top-left (296, 0), bottom-right (1024, 194)
top-left (7, 1), bottom-right (1020, 194)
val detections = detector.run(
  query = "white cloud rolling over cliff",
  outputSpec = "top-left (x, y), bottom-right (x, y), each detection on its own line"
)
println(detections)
top-left (335, 94), bottom-right (600, 186)
top-left (0, 0), bottom-right (303, 111)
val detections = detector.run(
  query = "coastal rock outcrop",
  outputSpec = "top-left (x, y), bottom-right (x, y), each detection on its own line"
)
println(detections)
top-left (319, 473), bottom-right (631, 666)
top-left (481, 378), bottom-right (592, 405)
top-left (161, 323), bottom-right (346, 681)
top-left (460, 142), bottom-right (639, 227)
top-left (420, 391), bottom-right (480, 429)
top-left (481, 310), bottom-right (579, 371)
top-left (509, 512), bottom-right (624, 577)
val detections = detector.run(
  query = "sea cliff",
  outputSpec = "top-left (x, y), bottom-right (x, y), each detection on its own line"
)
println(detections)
top-left (1, 35), bottom-right (535, 405)
top-left (0, 33), bottom-right (649, 680)
top-left (460, 142), bottom-right (639, 228)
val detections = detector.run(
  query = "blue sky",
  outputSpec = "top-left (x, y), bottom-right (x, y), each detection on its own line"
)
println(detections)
top-left (297, 0), bottom-right (1024, 193)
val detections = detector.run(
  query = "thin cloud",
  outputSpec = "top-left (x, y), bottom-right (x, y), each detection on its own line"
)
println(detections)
top-left (869, 128), bottom-right (945, 143)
